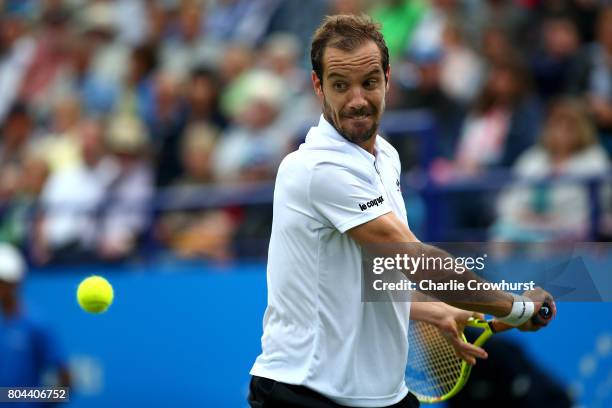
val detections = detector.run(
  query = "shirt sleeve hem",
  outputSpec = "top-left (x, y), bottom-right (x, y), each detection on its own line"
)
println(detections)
top-left (336, 207), bottom-right (392, 233)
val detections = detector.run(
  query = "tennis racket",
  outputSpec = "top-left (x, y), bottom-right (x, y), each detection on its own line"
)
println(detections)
top-left (405, 303), bottom-right (553, 403)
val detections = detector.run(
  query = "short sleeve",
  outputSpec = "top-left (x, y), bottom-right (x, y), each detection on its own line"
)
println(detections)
top-left (310, 162), bottom-right (391, 233)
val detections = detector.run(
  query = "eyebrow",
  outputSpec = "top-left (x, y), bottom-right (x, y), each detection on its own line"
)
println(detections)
top-left (364, 68), bottom-right (383, 77)
top-left (326, 68), bottom-right (383, 80)
top-left (327, 72), bottom-right (347, 80)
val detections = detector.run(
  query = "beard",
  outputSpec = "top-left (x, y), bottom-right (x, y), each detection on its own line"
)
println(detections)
top-left (323, 98), bottom-right (380, 145)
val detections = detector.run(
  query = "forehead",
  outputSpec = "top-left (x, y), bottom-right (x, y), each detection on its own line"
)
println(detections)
top-left (323, 41), bottom-right (382, 78)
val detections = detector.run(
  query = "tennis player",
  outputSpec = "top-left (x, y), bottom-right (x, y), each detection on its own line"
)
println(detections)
top-left (249, 14), bottom-right (555, 408)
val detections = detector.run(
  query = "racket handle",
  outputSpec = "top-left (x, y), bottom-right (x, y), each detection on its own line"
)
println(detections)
top-left (531, 302), bottom-right (553, 325)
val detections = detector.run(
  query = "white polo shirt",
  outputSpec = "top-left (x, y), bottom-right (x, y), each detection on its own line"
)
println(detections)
top-left (251, 115), bottom-right (412, 407)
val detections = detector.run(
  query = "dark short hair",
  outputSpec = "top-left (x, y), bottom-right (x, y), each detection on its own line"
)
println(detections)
top-left (311, 14), bottom-right (389, 84)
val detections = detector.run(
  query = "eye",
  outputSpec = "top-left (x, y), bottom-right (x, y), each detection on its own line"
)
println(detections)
top-left (333, 82), bottom-right (347, 92)
top-left (364, 79), bottom-right (378, 89)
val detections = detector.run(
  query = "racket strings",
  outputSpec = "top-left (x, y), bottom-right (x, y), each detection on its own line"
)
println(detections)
top-left (406, 321), bottom-right (464, 401)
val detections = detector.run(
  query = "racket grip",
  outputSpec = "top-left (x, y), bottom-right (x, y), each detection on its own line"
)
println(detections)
top-left (531, 302), bottom-right (552, 325)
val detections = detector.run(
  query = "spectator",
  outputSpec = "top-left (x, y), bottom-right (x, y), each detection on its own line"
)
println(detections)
top-left (1, 0), bottom-right (611, 252)
top-left (97, 114), bottom-right (154, 262)
top-left (567, 6), bottom-right (612, 154)
top-left (530, 16), bottom-right (580, 103)
top-left (0, 102), bottom-right (37, 213)
top-left (116, 42), bottom-right (158, 124)
top-left (79, 1), bottom-right (130, 87)
top-left (186, 66), bottom-right (227, 129)
top-left (0, 243), bottom-right (71, 393)
top-left (258, 33), bottom-right (308, 94)
top-left (480, 26), bottom-right (522, 67)
top-left (493, 98), bottom-right (609, 242)
top-left (0, 11), bottom-right (35, 122)
top-left (143, 0), bottom-right (173, 44)
top-left (0, 102), bottom-right (35, 168)
top-left (36, 94), bottom-right (82, 173)
top-left (18, 7), bottom-right (72, 121)
top-left (369, 0), bottom-right (427, 61)
top-left (256, 33), bottom-right (320, 140)
top-left (264, 0), bottom-right (329, 67)
top-left (159, 0), bottom-right (220, 79)
top-left (0, 148), bottom-right (48, 249)
top-left (157, 123), bottom-right (237, 260)
top-left (436, 60), bottom-right (541, 180)
top-left (440, 19), bottom-right (484, 105)
top-left (406, 0), bottom-right (461, 59)
top-left (149, 72), bottom-right (188, 186)
top-left (331, 0), bottom-right (364, 14)
top-left (432, 60), bottom-right (542, 233)
top-left (115, 0), bottom-right (148, 47)
top-left (34, 119), bottom-right (108, 265)
top-left (173, 122), bottom-right (218, 187)
top-left (217, 42), bottom-right (255, 87)
top-left (204, 0), bottom-right (280, 48)
top-left (388, 50), bottom-right (466, 164)
top-left (213, 70), bottom-right (291, 183)
top-left (464, 0), bottom-right (531, 52)
top-left (36, 115), bottom-right (154, 264)
top-left (48, 34), bottom-right (119, 117)
top-left (532, 0), bottom-right (600, 44)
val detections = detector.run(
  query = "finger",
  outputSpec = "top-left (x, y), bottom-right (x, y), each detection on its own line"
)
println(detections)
top-left (534, 319), bottom-right (548, 328)
top-left (472, 312), bottom-right (485, 321)
top-left (451, 344), bottom-right (477, 365)
top-left (519, 320), bottom-right (544, 332)
top-left (458, 352), bottom-right (476, 366)
top-left (549, 299), bottom-right (557, 319)
top-left (452, 338), bottom-right (488, 359)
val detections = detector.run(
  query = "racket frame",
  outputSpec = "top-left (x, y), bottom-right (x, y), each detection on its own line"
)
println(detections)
top-left (409, 318), bottom-right (494, 403)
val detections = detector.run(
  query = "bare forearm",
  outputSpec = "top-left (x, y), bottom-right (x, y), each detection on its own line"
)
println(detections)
top-left (410, 293), bottom-right (447, 324)
top-left (349, 213), bottom-right (514, 316)
top-left (408, 242), bottom-right (514, 317)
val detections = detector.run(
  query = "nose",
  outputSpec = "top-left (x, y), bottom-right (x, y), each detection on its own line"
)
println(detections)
top-left (347, 87), bottom-right (368, 111)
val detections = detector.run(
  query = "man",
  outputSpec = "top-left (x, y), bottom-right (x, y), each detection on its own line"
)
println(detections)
top-left (249, 15), bottom-right (554, 408)
top-left (0, 243), bottom-right (71, 406)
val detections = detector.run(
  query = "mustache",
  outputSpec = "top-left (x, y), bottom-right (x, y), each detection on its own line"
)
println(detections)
top-left (342, 106), bottom-right (375, 118)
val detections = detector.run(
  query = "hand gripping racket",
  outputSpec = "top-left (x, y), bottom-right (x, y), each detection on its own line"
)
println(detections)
top-left (405, 303), bottom-right (553, 403)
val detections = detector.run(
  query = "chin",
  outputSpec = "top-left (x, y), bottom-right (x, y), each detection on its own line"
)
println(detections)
top-left (343, 126), bottom-right (377, 144)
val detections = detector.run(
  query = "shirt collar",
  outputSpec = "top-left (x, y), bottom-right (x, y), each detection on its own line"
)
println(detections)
top-left (314, 115), bottom-right (379, 164)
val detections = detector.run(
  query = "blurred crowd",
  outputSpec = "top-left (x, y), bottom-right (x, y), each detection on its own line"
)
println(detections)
top-left (1, 0), bottom-right (612, 264)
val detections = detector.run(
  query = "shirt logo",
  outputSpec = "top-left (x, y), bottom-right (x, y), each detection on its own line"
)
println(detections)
top-left (359, 196), bottom-right (384, 211)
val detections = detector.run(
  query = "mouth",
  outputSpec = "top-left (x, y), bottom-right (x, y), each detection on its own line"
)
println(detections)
top-left (345, 114), bottom-right (372, 122)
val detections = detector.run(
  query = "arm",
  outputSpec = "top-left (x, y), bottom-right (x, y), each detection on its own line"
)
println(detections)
top-left (348, 212), bottom-right (555, 325)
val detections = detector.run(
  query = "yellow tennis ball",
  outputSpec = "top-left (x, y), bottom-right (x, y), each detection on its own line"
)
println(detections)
top-left (77, 276), bottom-right (114, 313)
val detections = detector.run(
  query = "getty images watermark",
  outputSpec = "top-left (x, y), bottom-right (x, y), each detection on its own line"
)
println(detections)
top-left (360, 242), bottom-right (611, 303)
top-left (371, 253), bottom-right (535, 293)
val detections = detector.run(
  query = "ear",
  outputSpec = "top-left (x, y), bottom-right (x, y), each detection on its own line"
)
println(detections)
top-left (311, 71), bottom-right (324, 102)
top-left (385, 64), bottom-right (391, 92)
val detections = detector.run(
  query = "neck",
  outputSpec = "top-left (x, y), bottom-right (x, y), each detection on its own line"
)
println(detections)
top-left (551, 151), bottom-right (571, 164)
top-left (358, 137), bottom-right (376, 155)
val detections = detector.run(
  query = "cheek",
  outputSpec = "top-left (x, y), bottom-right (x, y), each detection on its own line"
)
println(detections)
top-left (324, 94), bottom-right (342, 115)
top-left (366, 93), bottom-right (384, 115)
